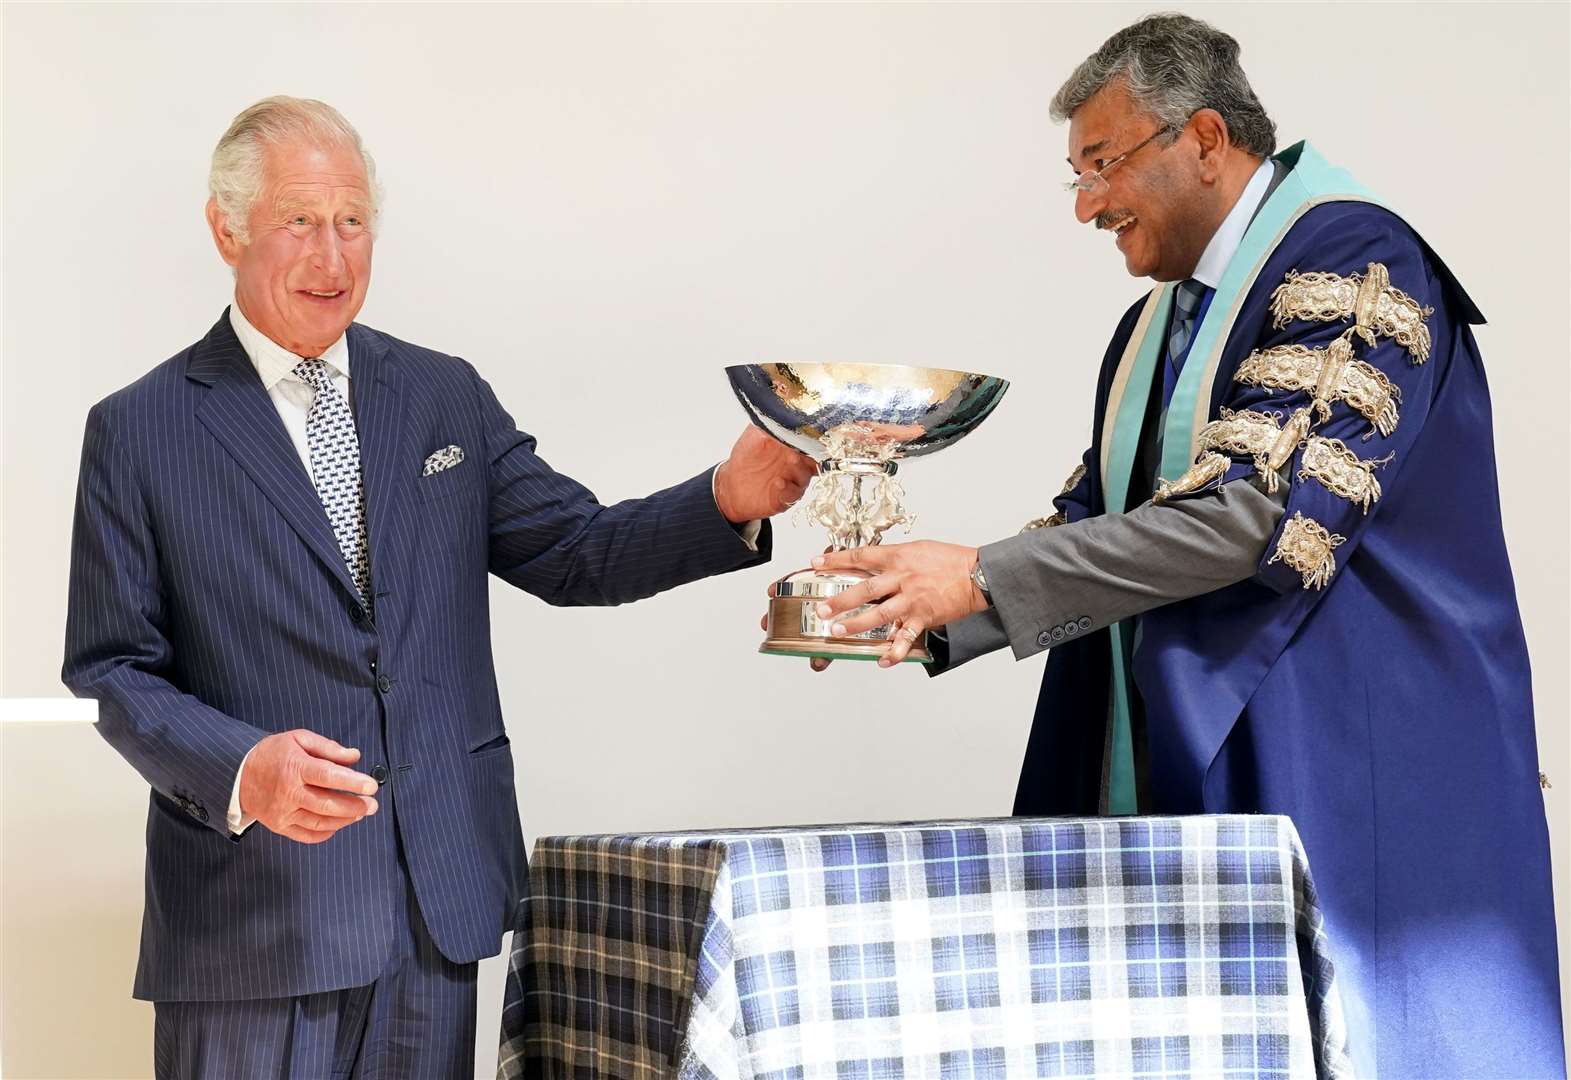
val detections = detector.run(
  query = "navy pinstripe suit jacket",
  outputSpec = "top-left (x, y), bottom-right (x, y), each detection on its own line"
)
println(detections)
top-left (63, 311), bottom-right (770, 1002)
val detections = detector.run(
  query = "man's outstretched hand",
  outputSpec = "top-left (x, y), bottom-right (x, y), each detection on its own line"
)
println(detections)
top-left (714, 426), bottom-right (817, 523)
top-left (812, 541), bottom-right (987, 666)
top-left (760, 540), bottom-right (986, 669)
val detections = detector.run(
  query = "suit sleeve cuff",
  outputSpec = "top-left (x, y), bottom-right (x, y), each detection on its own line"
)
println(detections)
top-left (227, 746), bottom-right (259, 836)
top-left (979, 532), bottom-right (1103, 661)
top-left (736, 518), bottom-right (763, 551)
top-left (925, 607), bottom-right (1010, 675)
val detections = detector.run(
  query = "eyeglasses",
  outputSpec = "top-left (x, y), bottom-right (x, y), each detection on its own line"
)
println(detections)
top-left (1062, 125), bottom-right (1176, 195)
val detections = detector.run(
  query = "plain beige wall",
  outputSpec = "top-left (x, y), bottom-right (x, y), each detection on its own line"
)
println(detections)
top-left (3, 3), bottom-right (1566, 1076)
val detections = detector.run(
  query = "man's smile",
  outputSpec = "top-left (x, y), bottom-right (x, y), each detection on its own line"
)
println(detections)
top-left (1097, 211), bottom-right (1139, 249)
top-left (298, 288), bottom-right (347, 304)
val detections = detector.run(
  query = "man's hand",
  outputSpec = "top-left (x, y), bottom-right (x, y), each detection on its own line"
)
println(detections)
top-left (238, 729), bottom-right (380, 844)
top-left (714, 426), bottom-right (817, 524)
top-left (813, 541), bottom-right (989, 666)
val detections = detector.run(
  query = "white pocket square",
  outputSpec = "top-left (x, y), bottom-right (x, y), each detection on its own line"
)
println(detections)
top-left (422, 445), bottom-right (465, 476)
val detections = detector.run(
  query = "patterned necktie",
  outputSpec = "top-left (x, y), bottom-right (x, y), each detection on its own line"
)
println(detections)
top-left (294, 358), bottom-right (372, 609)
top-left (1162, 277), bottom-right (1210, 411)
top-left (1167, 277), bottom-right (1207, 368)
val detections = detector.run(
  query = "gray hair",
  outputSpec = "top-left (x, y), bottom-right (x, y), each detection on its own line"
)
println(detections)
top-left (1051, 13), bottom-right (1276, 158)
top-left (208, 96), bottom-right (381, 244)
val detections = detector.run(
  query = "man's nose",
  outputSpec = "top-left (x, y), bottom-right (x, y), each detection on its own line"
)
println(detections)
top-left (308, 222), bottom-right (345, 275)
top-left (1074, 185), bottom-right (1104, 226)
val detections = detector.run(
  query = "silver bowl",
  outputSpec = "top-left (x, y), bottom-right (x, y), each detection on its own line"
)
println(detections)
top-left (725, 362), bottom-right (1009, 463)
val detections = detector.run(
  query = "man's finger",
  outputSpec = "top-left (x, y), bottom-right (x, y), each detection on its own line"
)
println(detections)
top-left (299, 784), bottom-right (377, 820)
top-left (287, 807), bottom-right (359, 833)
top-left (880, 618), bottom-right (926, 668)
top-left (280, 824), bottom-right (341, 845)
top-left (810, 657), bottom-right (832, 673)
top-left (814, 545), bottom-right (891, 573)
top-left (292, 729), bottom-right (361, 765)
top-left (815, 574), bottom-right (896, 619)
top-left (769, 476), bottom-right (797, 512)
top-left (832, 596), bottom-right (909, 638)
top-left (300, 757), bottom-right (379, 796)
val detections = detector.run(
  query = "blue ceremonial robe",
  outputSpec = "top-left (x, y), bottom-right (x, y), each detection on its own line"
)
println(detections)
top-left (1014, 147), bottom-right (1565, 1076)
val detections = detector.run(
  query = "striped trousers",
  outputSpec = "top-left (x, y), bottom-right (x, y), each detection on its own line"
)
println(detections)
top-left (153, 867), bottom-right (477, 1079)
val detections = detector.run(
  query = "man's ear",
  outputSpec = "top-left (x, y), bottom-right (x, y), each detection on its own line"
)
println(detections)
top-left (1189, 108), bottom-right (1230, 180)
top-left (206, 197), bottom-right (243, 267)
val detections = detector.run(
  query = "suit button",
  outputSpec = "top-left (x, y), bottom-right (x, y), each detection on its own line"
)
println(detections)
top-left (376, 674), bottom-right (393, 694)
top-left (1077, 616), bottom-right (1092, 630)
top-left (349, 603), bottom-right (365, 624)
top-left (370, 764), bottom-right (389, 785)
top-left (1037, 630), bottom-right (1052, 647)
top-left (194, 806), bottom-right (208, 822)
top-left (1051, 625), bottom-right (1066, 642)
top-left (1065, 621), bottom-right (1079, 636)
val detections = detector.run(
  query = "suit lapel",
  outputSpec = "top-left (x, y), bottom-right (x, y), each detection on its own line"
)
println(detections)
top-left (189, 310), bottom-right (363, 603)
top-left (346, 325), bottom-right (411, 609)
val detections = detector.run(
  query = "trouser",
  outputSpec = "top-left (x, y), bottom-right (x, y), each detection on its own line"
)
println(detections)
top-left (152, 872), bottom-right (478, 1079)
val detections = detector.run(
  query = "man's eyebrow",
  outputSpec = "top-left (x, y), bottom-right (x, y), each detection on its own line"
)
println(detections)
top-left (1075, 138), bottom-right (1110, 165)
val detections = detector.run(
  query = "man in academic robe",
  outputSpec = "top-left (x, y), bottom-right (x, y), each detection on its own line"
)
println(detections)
top-left (806, 14), bottom-right (1564, 1077)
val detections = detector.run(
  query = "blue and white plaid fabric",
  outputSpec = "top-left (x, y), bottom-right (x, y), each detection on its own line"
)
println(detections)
top-left (498, 816), bottom-right (1350, 1079)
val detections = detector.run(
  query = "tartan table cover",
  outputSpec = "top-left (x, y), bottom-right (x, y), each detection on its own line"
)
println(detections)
top-left (498, 816), bottom-right (1350, 1080)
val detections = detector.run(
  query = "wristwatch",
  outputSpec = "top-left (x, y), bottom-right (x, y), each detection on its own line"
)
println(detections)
top-left (970, 560), bottom-right (993, 607)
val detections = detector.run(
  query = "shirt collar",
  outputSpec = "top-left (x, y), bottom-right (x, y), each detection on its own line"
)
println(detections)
top-left (1190, 157), bottom-right (1275, 290)
top-left (228, 301), bottom-right (351, 391)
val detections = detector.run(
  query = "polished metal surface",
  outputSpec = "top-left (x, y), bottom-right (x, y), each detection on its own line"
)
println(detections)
top-left (729, 362), bottom-right (1007, 664)
top-left (772, 570), bottom-right (869, 599)
top-left (725, 363), bottom-right (1009, 463)
top-left (762, 595), bottom-right (932, 664)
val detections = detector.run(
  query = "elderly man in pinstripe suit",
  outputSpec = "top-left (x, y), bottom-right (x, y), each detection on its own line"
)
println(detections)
top-left (62, 96), bottom-right (814, 1078)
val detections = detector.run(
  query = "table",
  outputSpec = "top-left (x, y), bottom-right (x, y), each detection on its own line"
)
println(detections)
top-left (497, 816), bottom-right (1350, 1079)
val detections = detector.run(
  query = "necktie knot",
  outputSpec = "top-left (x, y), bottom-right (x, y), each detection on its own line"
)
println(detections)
top-left (1174, 277), bottom-right (1205, 317)
top-left (293, 357), bottom-right (331, 389)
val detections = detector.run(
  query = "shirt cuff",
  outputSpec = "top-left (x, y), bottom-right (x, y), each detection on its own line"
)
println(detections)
top-left (711, 465), bottom-right (762, 551)
top-left (227, 747), bottom-right (258, 835)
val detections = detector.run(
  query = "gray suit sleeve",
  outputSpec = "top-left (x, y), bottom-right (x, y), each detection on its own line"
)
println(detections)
top-left (925, 605), bottom-right (1010, 673)
top-left (931, 477), bottom-right (1286, 670)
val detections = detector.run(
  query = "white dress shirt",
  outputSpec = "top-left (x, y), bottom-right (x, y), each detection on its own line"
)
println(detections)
top-left (1190, 157), bottom-right (1275, 289)
top-left (229, 303), bottom-right (353, 470)
top-left (223, 303), bottom-right (758, 834)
